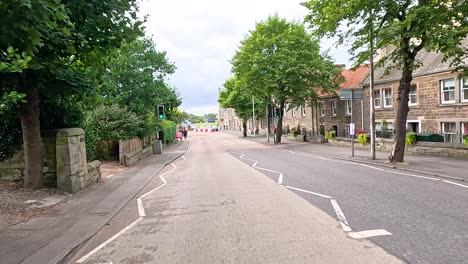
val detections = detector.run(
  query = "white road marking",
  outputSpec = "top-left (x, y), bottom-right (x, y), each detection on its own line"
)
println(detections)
top-left (77, 163), bottom-right (179, 263)
top-left (181, 156), bottom-right (186, 160)
top-left (252, 161), bottom-right (258, 167)
top-left (76, 218), bottom-right (143, 263)
top-left (443, 180), bottom-right (468, 189)
top-left (289, 150), bottom-right (440, 181)
top-left (278, 173), bottom-right (283, 185)
top-left (255, 166), bottom-right (281, 174)
top-left (137, 198), bottom-right (146, 217)
top-left (286, 186), bottom-right (333, 199)
top-left (330, 199), bottom-right (349, 226)
top-left (348, 229), bottom-right (392, 239)
top-left (339, 221), bottom-right (352, 232)
top-left (106, 174), bottom-right (115, 179)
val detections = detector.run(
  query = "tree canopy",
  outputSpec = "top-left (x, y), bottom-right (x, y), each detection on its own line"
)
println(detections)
top-left (303, 0), bottom-right (467, 162)
top-left (231, 15), bottom-right (340, 142)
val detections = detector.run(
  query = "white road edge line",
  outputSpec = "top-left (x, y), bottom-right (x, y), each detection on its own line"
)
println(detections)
top-left (286, 186), bottom-right (333, 199)
top-left (106, 174), bottom-right (114, 179)
top-left (330, 199), bottom-right (349, 226)
top-left (443, 180), bottom-right (468, 189)
top-left (77, 163), bottom-right (178, 263)
top-left (278, 173), bottom-right (283, 185)
top-left (76, 218), bottom-right (143, 263)
top-left (348, 229), bottom-right (392, 239)
top-left (339, 221), bottom-right (352, 232)
top-left (255, 166), bottom-right (281, 174)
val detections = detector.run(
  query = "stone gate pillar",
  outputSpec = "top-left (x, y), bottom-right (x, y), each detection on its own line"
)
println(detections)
top-left (56, 128), bottom-right (88, 193)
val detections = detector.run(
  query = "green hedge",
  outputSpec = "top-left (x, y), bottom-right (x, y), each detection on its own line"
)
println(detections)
top-left (160, 120), bottom-right (176, 144)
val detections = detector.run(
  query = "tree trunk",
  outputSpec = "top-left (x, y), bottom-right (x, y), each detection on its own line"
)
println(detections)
top-left (276, 100), bottom-right (285, 144)
top-left (389, 67), bottom-right (413, 163)
top-left (19, 77), bottom-right (43, 189)
top-left (242, 120), bottom-right (247, 137)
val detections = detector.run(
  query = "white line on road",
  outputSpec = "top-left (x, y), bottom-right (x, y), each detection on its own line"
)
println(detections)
top-left (78, 163), bottom-right (178, 263)
top-left (255, 166), bottom-right (281, 174)
top-left (182, 156), bottom-right (186, 160)
top-left (443, 180), bottom-right (468, 189)
top-left (286, 186), bottom-right (333, 199)
top-left (76, 218), bottom-right (143, 263)
top-left (137, 198), bottom-right (145, 217)
top-left (278, 173), bottom-right (283, 185)
top-left (339, 221), bottom-right (352, 232)
top-left (348, 229), bottom-right (392, 239)
top-left (331, 199), bottom-right (349, 226)
top-left (106, 174), bottom-right (114, 179)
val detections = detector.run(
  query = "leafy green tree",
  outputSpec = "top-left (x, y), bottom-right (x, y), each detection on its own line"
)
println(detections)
top-left (96, 38), bottom-right (178, 116)
top-left (218, 77), bottom-right (265, 137)
top-left (232, 16), bottom-right (339, 143)
top-left (0, 0), bottom-right (143, 188)
top-left (303, 0), bottom-right (468, 162)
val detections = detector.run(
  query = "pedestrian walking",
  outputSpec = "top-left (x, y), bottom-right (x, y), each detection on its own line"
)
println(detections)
top-left (183, 128), bottom-right (188, 140)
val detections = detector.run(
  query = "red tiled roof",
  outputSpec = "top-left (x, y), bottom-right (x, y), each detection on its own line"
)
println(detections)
top-left (339, 65), bottom-right (369, 89)
top-left (318, 65), bottom-right (369, 97)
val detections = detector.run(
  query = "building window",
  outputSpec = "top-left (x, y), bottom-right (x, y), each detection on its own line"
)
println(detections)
top-left (319, 102), bottom-right (324, 117)
top-left (442, 122), bottom-right (457, 143)
top-left (374, 90), bottom-right (381, 108)
top-left (292, 108), bottom-right (296, 117)
top-left (383, 88), bottom-right (392, 108)
top-left (441, 79), bottom-right (455, 104)
top-left (461, 122), bottom-right (468, 134)
top-left (409, 85), bottom-right (418, 106)
top-left (331, 101), bottom-right (337, 116)
top-left (301, 105), bottom-right (306, 117)
top-left (345, 100), bottom-right (352, 115)
top-left (462, 78), bottom-right (468, 102)
top-left (283, 107), bottom-right (287, 117)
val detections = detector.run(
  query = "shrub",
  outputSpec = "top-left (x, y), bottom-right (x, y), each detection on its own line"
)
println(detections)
top-left (83, 104), bottom-right (144, 160)
top-left (0, 107), bottom-right (22, 162)
top-left (291, 128), bottom-right (299, 138)
top-left (356, 130), bottom-right (369, 145)
top-left (159, 120), bottom-right (176, 144)
top-left (463, 128), bottom-right (468, 145)
top-left (405, 131), bottom-right (417, 145)
top-left (325, 128), bottom-right (336, 140)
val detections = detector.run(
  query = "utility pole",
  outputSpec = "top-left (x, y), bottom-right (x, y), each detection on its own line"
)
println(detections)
top-left (369, 15), bottom-right (376, 160)
top-left (266, 103), bottom-right (269, 142)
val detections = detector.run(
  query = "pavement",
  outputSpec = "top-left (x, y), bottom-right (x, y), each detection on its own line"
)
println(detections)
top-left (69, 132), bottom-right (403, 264)
top-left (222, 129), bottom-right (468, 181)
top-left (0, 141), bottom-right (188, 264)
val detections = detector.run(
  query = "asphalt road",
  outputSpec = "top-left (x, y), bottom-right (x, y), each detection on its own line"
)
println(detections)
top-left (231, 140), bottom-right (468, 264)
top-left (69, 132), bottom-right (403, 264)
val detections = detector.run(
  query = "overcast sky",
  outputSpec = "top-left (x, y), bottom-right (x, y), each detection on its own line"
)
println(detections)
top-left (140, 0), bottom-right (351, 116)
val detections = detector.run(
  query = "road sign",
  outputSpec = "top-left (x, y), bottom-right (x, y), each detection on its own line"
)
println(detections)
top-left (349, 123), bottom-right (356, 136)
top-left (340, 89), bottom-right (363, 100)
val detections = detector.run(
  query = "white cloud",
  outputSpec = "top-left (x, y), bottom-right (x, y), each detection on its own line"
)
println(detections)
top-left (139, 0), bottom-right (351, 115)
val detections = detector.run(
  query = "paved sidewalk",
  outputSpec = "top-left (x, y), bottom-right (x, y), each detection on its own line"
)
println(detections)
top-left (0, 141), bottom-right (188, 264)
top-left (222, 130), bottom-right (468, 181)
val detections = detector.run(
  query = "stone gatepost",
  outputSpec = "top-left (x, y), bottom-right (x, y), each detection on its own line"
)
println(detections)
top-left (56, 128), bottom-right (88, 193)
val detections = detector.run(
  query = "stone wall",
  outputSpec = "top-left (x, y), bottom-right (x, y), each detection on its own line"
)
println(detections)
top-left (0, 149), bottom-right (24, 181)
top-left (329, 137), bottom-right (468, 159)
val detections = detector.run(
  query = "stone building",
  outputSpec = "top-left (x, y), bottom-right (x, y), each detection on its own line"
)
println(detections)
top-left (218, 107), bottom-right (242, 130)
top-left (282, 65), bottom-right (369, 137)
top-left (361, 41), bottom-right (468, 143)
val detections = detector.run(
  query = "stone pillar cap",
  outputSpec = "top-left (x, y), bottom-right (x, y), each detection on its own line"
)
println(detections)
top-left (56, 128), bottom-right (85, 137)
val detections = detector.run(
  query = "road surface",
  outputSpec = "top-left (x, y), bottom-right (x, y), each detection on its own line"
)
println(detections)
top-left (67, 132), bottom-right (468, 263)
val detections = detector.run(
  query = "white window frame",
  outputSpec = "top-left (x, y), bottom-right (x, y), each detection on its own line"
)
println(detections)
top-left (301, 105), bottom-right (306, 117)
top-left (461, 78), bottom-right (468, 103)
top-left (374, 90), bottom-right (381, 108)
top-left (441, 79), bottom-right (455, 104)
top-left (319, 102), bottom-right (324, 117)
top-left (406, 120), bottom-right (422, 133)
top-left (331, 101), bottom-right (337, 116)
top-left (409, 85), bottom-right (418, 106)
top-left (292, 108), bottom-right (296, 117)
top-left (383, 88), bottom-right (392, 108)
top-left (283, 107), bottom-right (287, 117)
top-left (442, 122), bottom-right (457, 134)
top-left (345, 100), bottom-right (352, 115)
top-left (461, 122), bottom-right (468, 134)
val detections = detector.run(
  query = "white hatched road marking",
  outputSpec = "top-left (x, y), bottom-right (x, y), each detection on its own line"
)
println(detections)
top-left (286, 186), bottom-right (332, 199)
top-left (233, 152), bottom-right (392, 240)
top-left (77, 163), bottom-right (179, 263)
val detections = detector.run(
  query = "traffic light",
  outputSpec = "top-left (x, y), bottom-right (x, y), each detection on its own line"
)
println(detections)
top-left (274, 108), bottom-right (281, 119)
top-left (157, 105), bottom-right (165, 120)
